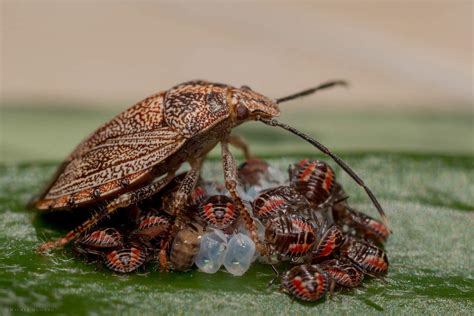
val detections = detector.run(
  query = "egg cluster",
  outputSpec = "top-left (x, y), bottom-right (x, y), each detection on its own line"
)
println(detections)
top-left (73, 158), bottom-right (390, 302)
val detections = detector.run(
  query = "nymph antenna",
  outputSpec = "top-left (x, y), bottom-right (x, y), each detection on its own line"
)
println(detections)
top-left (257, 117), bottom-right (390, 231)
top-left (276, 80), bottom-right (348, 104)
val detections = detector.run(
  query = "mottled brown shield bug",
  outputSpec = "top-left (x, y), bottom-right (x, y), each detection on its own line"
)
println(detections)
top-left (31, 79), bottom-right (388, 265)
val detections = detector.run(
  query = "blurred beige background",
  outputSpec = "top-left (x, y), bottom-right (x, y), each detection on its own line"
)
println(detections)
top-left (1, 1), bottom-right (472, 109)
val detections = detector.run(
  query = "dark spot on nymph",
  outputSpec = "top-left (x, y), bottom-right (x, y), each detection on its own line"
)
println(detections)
top-left (121, 178), bottom-right (130, 188)
top-left (68, 196), bottom-right (76, 206)
top-left (93, 189), bottom-right (101, 198)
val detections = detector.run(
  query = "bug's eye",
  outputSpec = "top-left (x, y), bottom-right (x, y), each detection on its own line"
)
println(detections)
top-left (241, 85), bottom-right (252, 91)
top-left (236, 104), bottom-right (249, 120)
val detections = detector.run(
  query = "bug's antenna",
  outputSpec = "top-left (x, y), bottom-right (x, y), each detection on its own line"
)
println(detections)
top-left (276, 80), bottom-right (348, 104)
top-left (257, 117), bottom-right (390, 231)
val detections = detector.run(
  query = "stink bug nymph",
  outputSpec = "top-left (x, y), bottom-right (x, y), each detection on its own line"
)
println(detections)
top-left (32, 79), bottom-right (388, 266)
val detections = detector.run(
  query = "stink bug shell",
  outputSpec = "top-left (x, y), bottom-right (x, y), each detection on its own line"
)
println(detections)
top-left (253, 186), bottom-right (309, 221)
top-left (105, 244), bottom-right (147, 273)
top-left (198, 195), bottom-right (239, 229)
top-left (132, 215), bottom-right (171, 240)
top-left (340, 236), bottom-right (389, 275)
top-left (290, 159), bottom-right (335, 207)
top-left (333, 205), bottom-right (390, 244)
top-left (265, 213), bottom-right (316, 258)
top-left (311, 225), bottom-right (344, 261)
top-left (78, 228), bottom-right (123, 249)
top-left (281, 264), bottom-right (330, 302)
top-left (319, 259), bottom-right (364, 288)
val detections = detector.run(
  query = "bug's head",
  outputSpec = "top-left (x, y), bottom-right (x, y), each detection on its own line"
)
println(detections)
top-left (230, 86), bottom-right (280, 122)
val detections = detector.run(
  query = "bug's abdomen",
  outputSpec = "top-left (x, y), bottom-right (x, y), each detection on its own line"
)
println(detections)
top-left (282, 265), bottom-right (330, 302)
top-left (265, 214), bottom-right (316, 257)
top-left (35, 168), bottom-right (152, 210)
top-left (290, 159), bottom-right (335, 206)
top-left (341, 237), bottom-right (389, 275)
top-left (333, 206), bottom-right (390, 244)
top-left (131, 215), bottom-right (171, 240)
top-left (253, 191), bottom-right (288, 220)
top-left (319, 259), bottom-right (364, 288)
top-left (311, 225), bottom-right (344, 260)
top-left (78, 228), bottom-right (123, 249)
top-left (253, 186), bottom-right (310, 221)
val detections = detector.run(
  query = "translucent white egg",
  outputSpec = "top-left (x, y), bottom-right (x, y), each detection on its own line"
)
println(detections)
top-left (194, 229), bottom-right (227, 274)
top-left (238, 218), bottom-right (265, 262)
top-left (223, 233), bottom-right (256, 276)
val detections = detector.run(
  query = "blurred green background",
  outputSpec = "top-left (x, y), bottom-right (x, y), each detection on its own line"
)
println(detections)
top-left (1, 1), bottom-right (473, 315)
top-left (1, 105), bottom-right (473, 163)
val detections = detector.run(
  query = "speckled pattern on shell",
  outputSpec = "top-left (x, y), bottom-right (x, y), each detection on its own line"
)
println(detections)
top-left (35, 93), bottom-right (185, 209)
top-left (34, 80), bottom-right (234, 210)
top-left (164, 83), bottom-right (230, 138)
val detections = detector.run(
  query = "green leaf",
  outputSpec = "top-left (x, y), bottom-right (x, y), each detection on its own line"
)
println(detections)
top-left (1, 154), bottom-right (473, 315)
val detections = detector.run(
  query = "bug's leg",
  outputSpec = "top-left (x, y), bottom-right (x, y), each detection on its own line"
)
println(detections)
top-left (158, 158), bottom-right (204, 271)
top-left (328, 277), bottom-right (336, 299)
top-left (37, 172), bottom-right (177, 254)
top-left (228, 134), bottom-right (252, 160)
top-left (267, 264), bottom-right (281, 288)
top-left (221, 139), bottom-right (267, 256)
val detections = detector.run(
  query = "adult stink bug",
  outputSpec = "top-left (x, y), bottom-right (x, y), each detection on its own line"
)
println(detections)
top-left (32, 79), bottom-right (388, 264)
